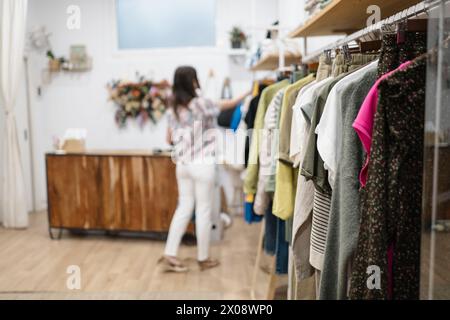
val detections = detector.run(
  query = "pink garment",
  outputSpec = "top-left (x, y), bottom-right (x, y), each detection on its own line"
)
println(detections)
top-left (352, 61), bottom-right (413, 187)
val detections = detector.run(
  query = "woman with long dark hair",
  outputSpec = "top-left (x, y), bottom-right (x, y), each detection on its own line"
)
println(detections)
top-left (161, 66), bottom-right (249, 272)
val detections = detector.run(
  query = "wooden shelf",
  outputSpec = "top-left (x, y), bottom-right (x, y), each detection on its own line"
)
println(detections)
top-left (250, 53), bottom-right (302, 71)
top-left (289, 0), bottom-right (423, 37)
top-left (227, 48), bottom-right (248, 56)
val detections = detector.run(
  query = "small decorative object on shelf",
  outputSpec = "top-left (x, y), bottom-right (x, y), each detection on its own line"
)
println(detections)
top-left (67, 45), bottom-right (92, 71)
top-left (45, 46), bottom-right (92, 73)
top-left (46, 50), bottom-right (66, 72)
top-left (229, 26), bottom-right (247, 49)
top-left (107, 79), bottom-right (171, 128)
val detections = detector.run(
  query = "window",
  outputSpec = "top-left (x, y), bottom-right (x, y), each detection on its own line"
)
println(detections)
top-left (116, 0), bottom-right (216, 49)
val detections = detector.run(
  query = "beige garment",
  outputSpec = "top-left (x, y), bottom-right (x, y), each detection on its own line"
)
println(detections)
top-left (331, 53), bottom-right (378, 77)
top-left (293, 273), bottom-right (316, 300)
top-left (315, 269), bottom-right (322, 299)
top-left (291, 119), bottom-right (316, 281)
top-left (331, 53), bottom-right (347, 77)
top-left (292, 208), bottom-right (315, 280)
top-left (289, 245), bottom-right (316, 300)
top-left (316, 53), bottom-right (332, 81)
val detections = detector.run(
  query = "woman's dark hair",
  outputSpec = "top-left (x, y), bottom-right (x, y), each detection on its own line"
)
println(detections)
top-left (172, 66), bottom-right (200, 116)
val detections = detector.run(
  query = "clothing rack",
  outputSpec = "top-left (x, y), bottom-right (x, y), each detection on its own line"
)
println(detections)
top-left (302, 0), bottom-right (439, 63)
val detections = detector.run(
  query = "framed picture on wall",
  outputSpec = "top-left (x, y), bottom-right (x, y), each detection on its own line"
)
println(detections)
top-left (70, 45), bottom-right (89, 70)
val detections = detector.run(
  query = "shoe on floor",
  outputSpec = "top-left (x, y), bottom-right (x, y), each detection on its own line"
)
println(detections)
top-left (158, 256), bottom-right (189, 273)
top-left (198, 258), bottom-right (220, 271)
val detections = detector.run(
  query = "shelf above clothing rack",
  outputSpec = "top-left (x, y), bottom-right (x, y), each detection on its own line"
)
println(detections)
top-left (302, 0), bottom-right (432, 63)
top-left (288, 0), bottom-right (423, 38)
top-left (250, 53), bottom-right (302, 71)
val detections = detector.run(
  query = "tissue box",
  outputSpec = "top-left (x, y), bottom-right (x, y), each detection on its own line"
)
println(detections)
top-left (62, 139), bottom-right (86, 153)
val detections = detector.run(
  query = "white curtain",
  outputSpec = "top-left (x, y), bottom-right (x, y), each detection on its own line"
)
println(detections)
top-left (0, 0), bottom-right (28, 228)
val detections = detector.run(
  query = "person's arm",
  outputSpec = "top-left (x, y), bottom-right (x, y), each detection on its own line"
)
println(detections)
top-left (217, 90), bottom-right (251, 111)
top-left (166, 127), bottom-right (173, 146)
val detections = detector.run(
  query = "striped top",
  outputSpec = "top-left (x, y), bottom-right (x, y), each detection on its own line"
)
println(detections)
top-left (310, 189), bottom-right (332, 270)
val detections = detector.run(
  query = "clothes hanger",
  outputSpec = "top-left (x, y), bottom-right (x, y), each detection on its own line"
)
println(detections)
top-left (324, 49), bottom-right (333, 65)
top-left (342, 44), bottom-right (353, 63)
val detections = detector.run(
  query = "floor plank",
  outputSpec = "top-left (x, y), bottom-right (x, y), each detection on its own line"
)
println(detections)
top-left (0, 211), bottom-right (270, 300)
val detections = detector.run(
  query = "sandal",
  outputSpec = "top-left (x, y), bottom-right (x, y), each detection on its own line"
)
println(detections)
top-left (158, 256), bottom-right (189, 273)
top-left (198, 258), bottom-right (220, 271)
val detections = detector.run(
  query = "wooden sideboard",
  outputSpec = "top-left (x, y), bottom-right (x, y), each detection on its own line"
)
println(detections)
top-left (45, 150), bottom-right (185, 239)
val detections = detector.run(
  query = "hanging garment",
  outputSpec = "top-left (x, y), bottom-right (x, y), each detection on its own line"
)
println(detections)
top-left (301, 71), bottom-right (351, 271)
top-left (244, 80), bottom-right (290, 194)
top-left (244, 194), bottom-right (263, 224)
top-left (266, 79), bottom-right (318, 193)
top-left (290, 80), bottom-right (317, 167)
top-left (316, 60), bottom-right (378, 188)
top-left (285, 216), bottom-right (294, 244)
top-left (218, 106), bottom-right (237, 128)
top-left (291, 108), bottom-right (315, 281)
top-left (398, 31), bottom-right (427, 64)
top-left (353, 61), bottom-right (413, 188)
top-left (254, 88), bottom-right (285, 215)
top-left (300, 78), bottom-right (334, 124)
top-left (349, 57), bottom-right (426, 300)
top-left (230, 103), bottom-right (243, 131)
top-left (377, 31), bottom-right (428, 77)
top-left (318, 61), bottom-right (378, 300)
top-left (273, 75), bottom-right (316, 220)
top-left (221, 77), bottom-right (233, 99)
top-left (275, 216), bottom-right (289, 274)
top-left (244, 83), bottom-right (270, 167)
top-left (263, 199), bottom-right (289, 275)
top-left (316, 53), bottom-right (332, 81)
top-left (348, 53), bottom-right (378, 72)
top-left (331, 53), bottom-right (347, 77)
top-left (331, 53), bottom-right (377, 82)
top-left (377, 33), bottom-right (400, 77)
top-left (279, 74), bottom-right (316, 164)
top-left (264, 87), bottom-right (287, 193)
top-left (264, 199), bottom-right (277, 255)
top-left (290, 77), bottom-right (335, 281)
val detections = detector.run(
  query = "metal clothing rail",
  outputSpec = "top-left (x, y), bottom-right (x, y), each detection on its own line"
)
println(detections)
top-left (302, 0), bottom-right (440, 63)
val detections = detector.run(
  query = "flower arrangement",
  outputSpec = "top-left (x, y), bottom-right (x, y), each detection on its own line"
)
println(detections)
top-left (107, 79), bottom-right (171, 128)
top-left (229, 26), bottom-right (247, 49)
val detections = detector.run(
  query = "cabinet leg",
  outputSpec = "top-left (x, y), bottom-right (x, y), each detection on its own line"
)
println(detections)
top-left (49, 227), bottom-right (63, 240)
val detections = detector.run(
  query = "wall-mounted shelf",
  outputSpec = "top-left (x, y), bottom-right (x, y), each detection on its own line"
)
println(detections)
top-left (250, 53), bottom-right (302, 71)
top-left (288, 0), bottom-right (422, 37)
top-left (227, 48), bottom-right (248, 56)
top-left (47, 68), bottom-right (92, 73)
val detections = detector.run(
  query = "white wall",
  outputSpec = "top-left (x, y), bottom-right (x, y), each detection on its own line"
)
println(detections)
top-left (23, 0), bottom-right (279, 211)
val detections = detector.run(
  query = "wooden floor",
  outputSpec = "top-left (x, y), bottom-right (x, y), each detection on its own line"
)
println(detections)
top-left (0, 211), bottom-right (272, 300)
